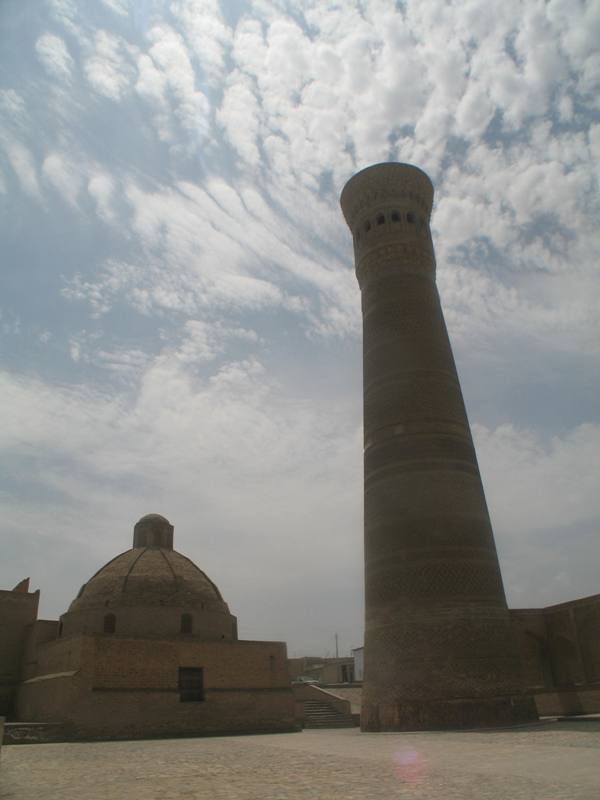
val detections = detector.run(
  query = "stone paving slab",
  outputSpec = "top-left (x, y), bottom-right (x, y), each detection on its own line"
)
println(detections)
top-left (1, 722), bottom-right (599, 799)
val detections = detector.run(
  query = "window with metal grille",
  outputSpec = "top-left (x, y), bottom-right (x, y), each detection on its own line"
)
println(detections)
top-left (178, 667), bottom-right (204, 702)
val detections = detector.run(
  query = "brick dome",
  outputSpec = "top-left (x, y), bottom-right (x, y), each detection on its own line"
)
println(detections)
top-left (68, 547), bottom-right (224, 611)
top-left (59, 515), bottom-right (237, 641)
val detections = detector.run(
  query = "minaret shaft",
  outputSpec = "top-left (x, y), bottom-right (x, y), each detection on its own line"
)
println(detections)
top-left (341, 162), bottom-right (536, 730)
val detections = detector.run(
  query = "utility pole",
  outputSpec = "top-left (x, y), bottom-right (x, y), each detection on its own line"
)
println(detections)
top-left (335, 632), bottom-right (339, 659)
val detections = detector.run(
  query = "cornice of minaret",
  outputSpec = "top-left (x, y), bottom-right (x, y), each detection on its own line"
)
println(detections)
top-left (340, 162), bottom-right (436, 288)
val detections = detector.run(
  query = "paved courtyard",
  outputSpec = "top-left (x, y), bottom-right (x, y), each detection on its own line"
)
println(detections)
top-left (1, 721), bottom-right (599, 800)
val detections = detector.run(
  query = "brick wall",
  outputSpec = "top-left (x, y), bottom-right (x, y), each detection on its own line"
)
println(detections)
top-left (21, 620), bottom-right (60, 680)
top-left (510, 593), bottom-right (600, 715)
top-left (18, 635), bottom-right (296, 739)
top-left (0, 584), bottom-right (39, 716)
top-left (510, 609), bottom-right (549, 689)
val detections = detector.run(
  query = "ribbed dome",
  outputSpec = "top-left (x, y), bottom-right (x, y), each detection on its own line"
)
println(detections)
top-left (68, 547), bottom-right (223, 612)
top-left (59, 515), bottom-right (237, 642)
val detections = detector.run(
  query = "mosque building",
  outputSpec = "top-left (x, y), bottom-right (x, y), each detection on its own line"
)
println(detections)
top-left (0, 514), bottom-right (296, 740)
top-left (2, 163), bottom-right (600, 739)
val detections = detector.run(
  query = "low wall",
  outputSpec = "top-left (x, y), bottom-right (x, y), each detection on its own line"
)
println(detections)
top-left (321, 684), bottom-right (362, 723)
top-left (534, 688), bottom-right (600, 717)
top-left (3, 722), bottom-right (68, 745)
top-left (293, 683), bottom-right (600, 725)
top-left (19, 681), bottom-right (297, 741)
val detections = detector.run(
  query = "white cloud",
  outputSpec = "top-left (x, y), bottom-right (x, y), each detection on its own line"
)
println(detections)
top-left (42, 151), bottom-right (81, 207)
top-left (62, 260), bottom-right (140, 317)
top-left (231, 17), bottom-right (265, 79)
top-left (84, 30), bottom-right (136, 101)
top-left (68, 319), bottom-right (259, 375)
top-left (549, 0), bottom-right (600, 63)
top-left (173, 320), bottom-right (258, 365)
top-left (100, 0), bottom-right (129, 17)
top-left (134, 53), bottom-right (174, 141)
top-left (474, 421), bottom-right (600, 604)
top-left (1, 139), bottom-right (41, 199)
top-left (453, 81), bottom-right (495, 139)
top-left (47, 0), bottom-right (82, 38)
top-left (476, 422), bottom-right (600, 534)
top-left (135, 52), bottom-right (167, 105)
top-left (87, 171), bottom-right (116, 222)
top-left (61, 172), bottom-right (359, 338)
top-left (578, 52), bottom-right (600, 101)
top-left (35, 33), bottom-right (74, 81)
top-left (0, 89), bottom-right (29, 127)
top-left (217, 70), bottom-right (261, 166)
top-left (170, 0), bottom-right (232, 86)
top-left (138, 24), bottom-right (211, 144)
top-left (0, 309), bottom-right (21, 336)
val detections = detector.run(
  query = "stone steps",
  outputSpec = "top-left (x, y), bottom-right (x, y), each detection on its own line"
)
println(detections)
top-left (303, 700), bottom-right (355, 729)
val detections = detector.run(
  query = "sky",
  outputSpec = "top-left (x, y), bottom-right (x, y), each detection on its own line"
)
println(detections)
top-left (1, 0), bottom-right (599, 657)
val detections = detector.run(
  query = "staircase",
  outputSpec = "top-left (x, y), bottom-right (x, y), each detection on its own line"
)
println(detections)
top-left (303, 699), bottom-right (355, 729)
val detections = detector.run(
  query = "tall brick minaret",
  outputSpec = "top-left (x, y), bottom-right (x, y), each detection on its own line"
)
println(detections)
top-left (340, 162), bottom-right (536, 730)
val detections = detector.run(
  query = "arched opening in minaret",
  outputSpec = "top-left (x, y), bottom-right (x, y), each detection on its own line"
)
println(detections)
top-left (407, 211), bottom-right (416, 223)
top-left (376, 213), bottom-right (385, 225)
top-left (391, 210), bottom-right (400, 222)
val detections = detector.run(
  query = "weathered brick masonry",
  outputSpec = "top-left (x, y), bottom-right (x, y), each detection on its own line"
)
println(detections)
top-left (11, 514), bottom-right (296, 739)
top-left (0, 580), bottom-right (39, 717)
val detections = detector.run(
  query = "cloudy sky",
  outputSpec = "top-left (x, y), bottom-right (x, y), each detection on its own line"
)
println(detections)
top-left (1, 0), bottom-right (599, 656)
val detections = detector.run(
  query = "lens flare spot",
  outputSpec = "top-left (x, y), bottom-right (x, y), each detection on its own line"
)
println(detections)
top-left (393, 747), bottom-right (426, 785)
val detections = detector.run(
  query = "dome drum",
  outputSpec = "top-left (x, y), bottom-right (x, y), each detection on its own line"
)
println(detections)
top-left (59, 604), bottom-right (237, 641)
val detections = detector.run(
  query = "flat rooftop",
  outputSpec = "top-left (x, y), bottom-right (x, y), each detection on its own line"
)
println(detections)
top-left (2, 722), bottom-right (599, 799)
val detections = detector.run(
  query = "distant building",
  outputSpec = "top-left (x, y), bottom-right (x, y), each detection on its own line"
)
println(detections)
top-left (288, 656), bottom-right (356, 685)
top-left (0, 514), bottom-right (296, 739)
top-left (351, 647), bottom-right (363, 682)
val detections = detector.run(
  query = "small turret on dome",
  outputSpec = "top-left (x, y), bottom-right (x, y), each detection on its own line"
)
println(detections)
top-left (133, 513), bottom-right (174, 550)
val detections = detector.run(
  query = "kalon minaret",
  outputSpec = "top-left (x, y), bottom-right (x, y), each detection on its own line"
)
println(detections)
top-left (341, 163), bottom-right (536, 730)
